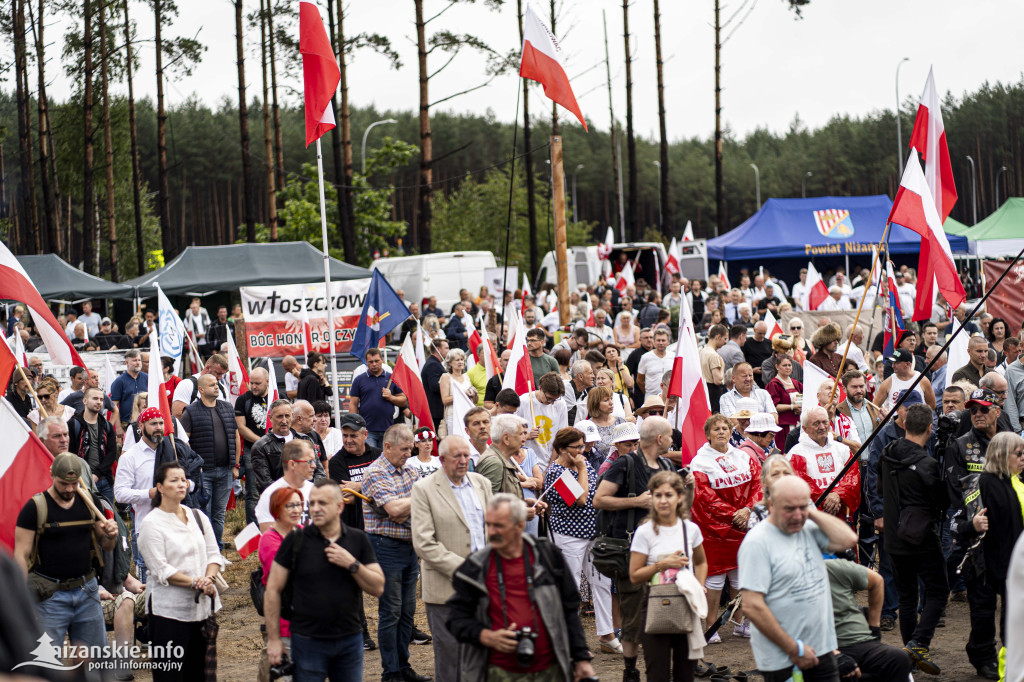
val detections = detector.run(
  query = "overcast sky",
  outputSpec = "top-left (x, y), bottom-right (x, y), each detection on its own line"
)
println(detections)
top-left (46, 0), bottom-right (1024, 142)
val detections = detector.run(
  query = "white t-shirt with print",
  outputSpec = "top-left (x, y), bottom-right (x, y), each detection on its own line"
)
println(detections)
top-left (631, 518), bottom-right (704, 583)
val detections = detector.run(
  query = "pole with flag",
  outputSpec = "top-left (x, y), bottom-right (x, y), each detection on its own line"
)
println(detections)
top-left (300, 0), bottom-right (342, 429)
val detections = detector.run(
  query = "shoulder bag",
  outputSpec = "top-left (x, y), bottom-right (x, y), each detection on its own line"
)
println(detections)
top-left (643, 521), bottom-right (694, 635)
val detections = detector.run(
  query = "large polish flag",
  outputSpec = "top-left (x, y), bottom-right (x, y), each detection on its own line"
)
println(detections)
top-left (908, 67), bottom-right (957, 320)
top-left (299, 0), bottom-right (340, 147)
top-left (0, 243), bottom-right (84, 367)
top-left (805, 261), bottom-right (829, 311)
top-left (147, 324), bottom-right (175, 435)
top-left (614, 261), bottom-right (635, 294)
top-left (888, 150), bottom-right (966, 312)
top-left (664, 238), bottom-right (681, 276)
top-left (501, 309), bottom-right (535, 397)
top-left (0, 397), bottom-right (55, 551)
top-left (519, 4), bottom-right (587, 131)
top-left (392, 334), bottom-right (433, 432)
top-left (666, 295), bottom-right (711, 466)
top-left (763, 309), bottom-right (784, 339)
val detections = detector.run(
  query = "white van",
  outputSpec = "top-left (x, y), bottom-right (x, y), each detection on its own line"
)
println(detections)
top-left (371, 251), bottom-right (497, 312)
top-left (537, 241), bottom-right (703, 292)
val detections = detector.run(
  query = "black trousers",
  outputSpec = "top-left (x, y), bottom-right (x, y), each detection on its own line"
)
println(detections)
top-left (148, 613), bottom-right (208, 681)
top-left (964, 571), bottom-right (1007, 669)
top-left (890, 543), bottom-right (948, 647)
top-left (839, 639), bottom-right (913, 682)
top-left (641, 632), bottom-right (695, 682)
top-left (761, 653), bottom-right (838, 682)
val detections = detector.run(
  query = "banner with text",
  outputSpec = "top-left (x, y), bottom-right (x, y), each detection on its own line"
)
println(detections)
top-left (240, 280), bottom-right (373, 357)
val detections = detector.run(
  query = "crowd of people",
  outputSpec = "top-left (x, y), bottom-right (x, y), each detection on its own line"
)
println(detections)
top-left (5, 260), bottom-right (1024, 682)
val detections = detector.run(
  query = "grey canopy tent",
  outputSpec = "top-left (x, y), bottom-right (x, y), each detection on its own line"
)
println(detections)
top-left (15, 254), bottom-right (134, 302)
top-left (123, 242), bottom-right (371, 297)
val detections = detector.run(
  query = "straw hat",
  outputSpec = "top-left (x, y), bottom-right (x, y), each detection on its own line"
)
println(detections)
top-left (747, 412), bottom-right (782, 434)
top-left (634, 395), bottom-right (667, 416)
top-left (729, 397), bottom-right (758, 420)
top-left (611, 422), bottom-right (641, 444)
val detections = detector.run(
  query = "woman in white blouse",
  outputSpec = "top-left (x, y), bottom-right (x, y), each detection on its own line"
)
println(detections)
top-left (139, 461), bottom-right (225, 681)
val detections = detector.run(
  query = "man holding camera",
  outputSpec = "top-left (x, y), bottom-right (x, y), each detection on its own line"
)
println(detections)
top-left (446, 494), bottom-right (595, 682)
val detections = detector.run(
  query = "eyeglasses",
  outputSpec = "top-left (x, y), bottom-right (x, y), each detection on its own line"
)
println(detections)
top-left (36, 393), bottom-right (53, 400)
top-left (790, 326), bottom-right (802, 331)
top-left (565, 443), bottom-right (585, 451)
top-left (969, 405), bottom-right (992, 415)
top-left (645, 410), bottom-right (664, 416)
top-left (284, 502), bottom-right (303, 510)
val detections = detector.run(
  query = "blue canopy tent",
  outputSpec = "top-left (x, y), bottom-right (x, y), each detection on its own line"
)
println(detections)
top-left (707, 195), bottom-right (970, 262)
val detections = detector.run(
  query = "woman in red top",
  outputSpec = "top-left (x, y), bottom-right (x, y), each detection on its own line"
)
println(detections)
top-left (258, 486), bottom-right (303, 675)
top-left (689, 414), bottom-right (762, 640)
top-left (161, 356), bottom-right (182, 402)
top-left (766, 355), bottom-right (802, 449)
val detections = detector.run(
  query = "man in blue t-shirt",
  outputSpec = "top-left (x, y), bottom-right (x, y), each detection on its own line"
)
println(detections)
top-left (109, 348), bottom-right (148, 429)
top-left (348, 347), bottom-right (407, 449)
top-left (738, 475), bottom-right (858, 682)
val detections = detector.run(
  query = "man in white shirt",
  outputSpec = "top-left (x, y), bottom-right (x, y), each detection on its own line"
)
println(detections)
top-left (839, 324), bottom-right (870, 372)
top-left (588, 309), bottom-right (616, 347)
top-left (791, 269), bottom-right (809, 310)
top-left (895, 271), bottom-right (916, 317)
top-left (282, 355), bottom-right (301, 400)
top-left (63, 309), bottom-right (80, 341)
top-left (719, 363), bottom-right (778, 421)
top-left (819, 286), bottom-right (852, 311)
top-left (637, 327), bottom-right (672, 399)
top-left (255, 439), bottom-right (316, 531)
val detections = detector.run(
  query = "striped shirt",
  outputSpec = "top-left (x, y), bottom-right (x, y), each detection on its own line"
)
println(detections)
top-left (361, 455), bottom-right (420, 540)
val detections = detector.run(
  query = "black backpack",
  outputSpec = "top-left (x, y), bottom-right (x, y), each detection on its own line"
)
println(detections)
top-left (250, 529), bottom-right (303, 618)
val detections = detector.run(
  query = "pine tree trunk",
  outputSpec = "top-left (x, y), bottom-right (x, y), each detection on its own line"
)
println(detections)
top-left (517, 0), bottom-right (538, 279)
top-left (31, 0), bottom-right (58, 254)
top-left (414, 0), bottom-right (432, 253)
top-left (13, 0), bottom-right (39, 253)
top-left (653, 0), bottom-right (671, 237)
top-left (622, 0), bottom-right (638, 239)
top-left (155, 0), bottom-right (174, 258)
top-left (259, 0), bottom-right (278, 241)
top-left (236, 0), bottom-right (255, 243)
top-left (267, 3), bottom-right (284, 195)
top-left (124, 0), bottom-right (145, 275)
top-left (82, 0), bottom-right (96, 271)
top-left (713, 0), bottom-right (724, 236)
top-left (336, 1), bottom-right (357, 262)
top-left (99, 0), bottom-right (118, 280)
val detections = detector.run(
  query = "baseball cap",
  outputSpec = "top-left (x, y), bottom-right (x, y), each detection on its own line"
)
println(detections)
top-left (966, 388), bottom-right (1000, 408)
top-left (100, 317), bottom-right (112, 325)
top-left (339, 413), bottom-right (367, 430)
top-left (577, 420), bottom-right (601, 443)
top-left (50, 453), bottom-right (82, 482)
top-left (889, 348), bottom-right (914, 364)
top-left (895, 389), bottom-right (924, 407)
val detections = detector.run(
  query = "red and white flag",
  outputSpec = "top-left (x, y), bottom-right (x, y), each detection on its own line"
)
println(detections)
top-left (265, 358), bottom-right (280, 432)
top-left (666, 295), bottom-right (710, 466)
top-left (449, 379), bottom-right (476, 441)
top-left (299, 0), bottom-right (340, 147)
top-left (664, 238), bottom-right (680, 276)
top-left (414, 320), bottom-right (427, 374)
top-left (233, 522), bottom-right (262, 560)
top-left (0, 244), bottom-right (84, 368)
top-left (763, 309), bottom-right (784, 339)
top-left (501, 309), bottom-right (535, 396)
top-left (717, 261), bottom-right (731, 291)
top-left (682, 220), bottom-right (694, 242)
top-left (0, 335), bottom-right (20, 397)
top-left (888, 149), bottom-right (966, 312)
top-left (147, 323), bottom-right (174, 435)
top-left (226, 327), bottom-right (250, 406)
top-left (805, 261), bottom-right (829, 311)
top-left (468, 326), bottom-right (483, 364)
top-left (478, 318), bottom-right (501, 380)
top-left (392, 334), bottom-right (433, 431)
top-left (597, 226), bottom-right (614, 261)
top-left (585, 299), bottom-right (596, 327)
top-left (614, 261), bottom-right (635, 294)
top-left (6, 331), bottom-right (27, 368)
top-left (300, 303), bottom-right (314, 360)
top-left (546, 468), bottom-right (585, 506)
top-left (0, 397), bottom-right (55, 551)
top-left (519, 4), bottom-right (586, 131)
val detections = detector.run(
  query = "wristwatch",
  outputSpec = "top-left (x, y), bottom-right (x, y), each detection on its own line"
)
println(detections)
top-left (348, 561), bottom-right (361, 574)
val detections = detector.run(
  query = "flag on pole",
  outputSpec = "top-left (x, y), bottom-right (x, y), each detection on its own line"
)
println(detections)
top-left (300, 303), bottom-right (314, 360)
top-left (717, 262), bottom-right (731, 291)
top-left (226, 327), bottom-right (249, 406)
top-left (147, 322), bottom-right (174, 435)
top-left (888, 150), bottom-right (966, 312)
top-left (519, 4), bottom-right (587, 131)
top-left (468, 326), bottom-right (483, 364)
top-left (501, 309), bottom-right (535, 396)
top-left (449, 380), bottom-right (476, 441)
top-left (548, 468), bottom-right (585, 505)
top-left (103, 355), bottom-right (117, 423)
top-left (666, 294), bottom-right (711, 466)
top-left (805, 261), bottom-right (829, 311)
top-left (802, 359), bottom-right (831, 410)
top-left (479, 318), bottom-right (501, 380)
top-left (233, 522), bottom-right (262, 560)
top-left (882, 260), bottom-right (907, 357)
top-left (0, 243), bottom-right (84, 367)
top-left (350, 270), bottom-right (410, 361)
top-left (597, 226), bottom-right (614, 261)
top-left (0, 397), bottom-right (55, 551)
top-left (664, 238), bottom-right (680, 276)
top-left (414, 320), bottom-right (427, 374)
top-left (614, 261), bottom-right (635, 294)
top-left (682, 220), bottom-right (694, 242)
top-left (521, 272), bottom-right (532, 311)
top-left (156, 283), bottom-right (186, 374)
top-left (299, 0), bottom-right (340, 147)
top-left (6, 331), bottom-right (27, 368)
top-left (265, 359), bottom-right (280, 433)
top-left (392, 334), bottom-right (434, 432)
top-left (763, 309), bottom-right (784, 339)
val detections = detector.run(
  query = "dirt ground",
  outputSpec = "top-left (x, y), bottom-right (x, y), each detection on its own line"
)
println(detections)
top-left (125, 508), bottom-right (989, 681)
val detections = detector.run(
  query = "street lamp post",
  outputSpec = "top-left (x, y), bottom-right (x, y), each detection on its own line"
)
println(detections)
top-left (652, 161), bottom-right (663, 230)
top-left (750, 163), bottom-right (761, 209)
top-left (361, 118), bottom-right (397, 174)
top-left (801, 171), bottom-right (813, 199)
top-left (965, 155), bottom-right (978, 224)
top-left (896, 57), bottom-right (910, 170)
top-left (572, 164), bottom-right (584, 224)
top-left (996, 165), bottom-right (1009, 208)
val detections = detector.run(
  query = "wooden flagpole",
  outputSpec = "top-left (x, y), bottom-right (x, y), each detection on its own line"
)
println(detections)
top-left (551, 136), bottom-right (570, 327)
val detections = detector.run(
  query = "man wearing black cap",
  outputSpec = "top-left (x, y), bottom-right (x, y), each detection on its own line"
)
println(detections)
top-left (874, 348), bottom-right (936, 416)
top-left (92, 317), bottom-right (132, 350)
top-left (14, 453), bottom-right (119, 654)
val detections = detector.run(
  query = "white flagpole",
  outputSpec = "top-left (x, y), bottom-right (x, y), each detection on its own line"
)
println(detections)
top-left (316, 138), bottom-right (342, 431)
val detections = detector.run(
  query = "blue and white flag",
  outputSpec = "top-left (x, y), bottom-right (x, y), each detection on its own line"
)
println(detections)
top-left (349, 270), bottom-right (410, 361)
top-left (156, 283), bottom-right (186, 373)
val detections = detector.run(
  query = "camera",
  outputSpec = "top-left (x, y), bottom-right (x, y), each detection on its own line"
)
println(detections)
top-left (515, 626), bottom-right (538, 667)
top-left (269, 653), bottom-right (294, 680)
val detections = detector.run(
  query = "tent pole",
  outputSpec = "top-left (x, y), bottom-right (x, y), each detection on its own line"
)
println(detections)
top-left (316, 138), bottom-right (343, 432)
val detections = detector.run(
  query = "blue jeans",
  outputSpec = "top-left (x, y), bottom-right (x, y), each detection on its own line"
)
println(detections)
top-left (35, 577), bottom-right (107, 650)
top-left (131, 510), bottom-right (147, 584)
top-left (369, 534), bottom-right (419, 676)
top-left (877, 534), bottom-right (899, 621)
top-left (940, 506), bottom-right (965, 593)
top-left (242, 448), bottom-right (259, 526)
top-left (366, 431), bottom-right (384, 450)
top-left (291, 631), bottom-right (364, 682)
top-left (96, 478), bottom-right (114, 505)
top-left (202, 465), bottom-right (233, 549)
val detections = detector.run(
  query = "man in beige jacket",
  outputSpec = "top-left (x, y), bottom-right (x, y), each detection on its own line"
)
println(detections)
top-left (410, 435), bottom-right (492, 682)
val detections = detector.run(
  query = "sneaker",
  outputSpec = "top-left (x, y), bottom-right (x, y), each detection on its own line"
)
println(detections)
top-left (707, 631), bottom-right (722, 644)
top-left (903, 641), bottom-right (940, 675)
top-left (411, 628), bottom-right (432, 645)
top-left (732, 620), bottom-right (751, 638)
top-left (880, 616), bottom-right (896, 632)
top-left (363, 630), bottom-right (377, 651)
